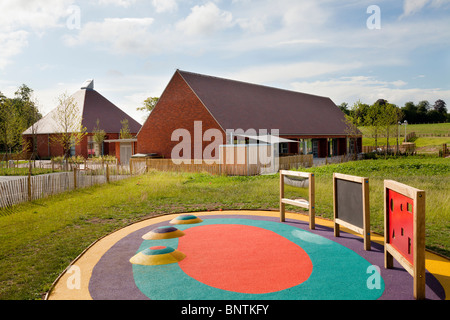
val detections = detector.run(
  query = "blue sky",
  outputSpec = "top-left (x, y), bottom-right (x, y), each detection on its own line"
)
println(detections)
top-left (1, 0), bottom-right (449, 124)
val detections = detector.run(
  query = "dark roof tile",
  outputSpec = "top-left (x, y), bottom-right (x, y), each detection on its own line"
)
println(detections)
top-left (178, 70), bottom-right (355, 136)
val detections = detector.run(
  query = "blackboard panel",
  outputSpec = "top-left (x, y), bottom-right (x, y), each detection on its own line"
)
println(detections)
top-left (336, 178), bottom-right (363, 229)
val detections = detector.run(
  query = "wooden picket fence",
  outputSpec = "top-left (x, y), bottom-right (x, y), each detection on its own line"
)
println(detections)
top-left (362, 142), bottom-right (416, 154)
top-left (0, 165), bottom-right (131, 209)
top-left (130, 154), bottom-right (314, 177)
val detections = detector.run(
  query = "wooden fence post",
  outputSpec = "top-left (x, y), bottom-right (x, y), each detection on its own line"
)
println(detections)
top-left (106, 164), bottom-right (110, 183)
top-left (28, 171), bottom-right (32, 202)
top-left (74, 167), bottom-right (77, 189)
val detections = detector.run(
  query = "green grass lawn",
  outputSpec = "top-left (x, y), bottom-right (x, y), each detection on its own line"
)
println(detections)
top-left (362, 136), bottom-right (450, 146)
top-left (359, 123), bottom-right (450, 137)
top-left (0, 167), bottom-right (61, 176)
top-left (360, 123), bottom-right (450, 154)
top-left (0, 156), bottom-right (449, 300)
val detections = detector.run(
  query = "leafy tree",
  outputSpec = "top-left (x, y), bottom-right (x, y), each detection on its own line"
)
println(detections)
top-left (50, 92), bottom-right (87, 160)
top-left (119, 118), bottom-right (133, 139)
top-left (0, 85), bottom-right (42, 156)
top-left (433, 99), bottom-right (447, 115)
top-left (427, 110), bottom-right (446, 123)
top-left (352, 100), bottom-right (370, 126)
top-left (92, 119), bottom-right (106, 156)
top-left (337, 102), bottom-right (351, 116)
top-left (401, 101), bottom-right (417, 123)
top-left (380, 102), bottom-right (402, 154)
top-left (14, 84), bottom-right (42, 130)
top-left (0, 98), bottom-right (23, 156)
top-left (137, 97), bottom-right (159, 119)
top-left (416, 100), bottom-right (430, 123)
top-left (363, 101), bottom-right (384, 148)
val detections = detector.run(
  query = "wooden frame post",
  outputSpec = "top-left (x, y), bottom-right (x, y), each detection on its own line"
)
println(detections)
top-left (280, 171), bottom-right (285, 222)
top-left (384, 180), bottom-right (426, 300)
top-left (280, 170), bottom-right (315, 230)
top-left (333, 173), bottom-right (371, 251)
top-left (309, 173), bottom-right (315, 230)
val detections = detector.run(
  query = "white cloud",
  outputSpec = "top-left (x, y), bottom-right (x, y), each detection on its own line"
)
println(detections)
top-left (236, 17), bottom-right (266, 33)
top-left (291, 76), bottom-right (450, 107)
top-left (402, 0), bottom-right (430, 17)
top-left (281, 1), bottom-right (331, 30)
top-left (64, 17), bottom-right (156, 55)
top-left (227, 61), bottom-right (363, 84)
top-left (97, 0), bottom-right (137, 7)
top-left (0, 31), bottom-right (29, 69)
top-left (152, 0), bottom-right (178, 13)
top-left (0, 0), bottom-right (75, 30)
top-left (0, 0), bottom-right (76, 69)
top-left (176, 2), bottom-right (234, 36)
top-left (400, 0), bottom-right (450, 17)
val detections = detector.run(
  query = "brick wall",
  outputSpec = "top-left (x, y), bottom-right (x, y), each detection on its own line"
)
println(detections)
top-left (23, 132), bottom-right (129, 159)
top-left (137, 71), bottom-right (225, 159)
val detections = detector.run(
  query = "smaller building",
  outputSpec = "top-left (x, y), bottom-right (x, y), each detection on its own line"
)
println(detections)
top-left (22, 80), bottom-right (141, 159)
top-left (104, 138), bottom-right (138, 165)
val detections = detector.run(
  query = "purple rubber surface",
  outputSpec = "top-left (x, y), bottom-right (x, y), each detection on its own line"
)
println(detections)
top-left (89, 214), bottom-right (445, 300)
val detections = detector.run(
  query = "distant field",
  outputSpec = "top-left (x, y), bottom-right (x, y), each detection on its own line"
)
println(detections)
top-left (360, 123), bottom-right (450, 153)
top-left (359, 123), bottom-right (450, 137)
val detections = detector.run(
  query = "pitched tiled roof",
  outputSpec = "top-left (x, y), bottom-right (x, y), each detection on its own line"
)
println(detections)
top-left (178, 70), bottom-right (356, 136)
top-left (23, 81), bottom-right (141, 135)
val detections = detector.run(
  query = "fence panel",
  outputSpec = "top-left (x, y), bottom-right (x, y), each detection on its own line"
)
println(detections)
top-left (130, 154), bottom-right (314, 177)
top-left (0, 165), bottom-right (134, 209)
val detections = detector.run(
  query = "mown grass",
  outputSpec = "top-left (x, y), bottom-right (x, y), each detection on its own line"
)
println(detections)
top-left (0, 156), bottom-right (449, 300)
top-left (360, 123), bottom-right (450, 153)
top-left (0, 167), bottom-right (60, 176)
top-left (359, 123), bottom-right (450, 137)
top-left (362, 136), bottom-right (450, 149)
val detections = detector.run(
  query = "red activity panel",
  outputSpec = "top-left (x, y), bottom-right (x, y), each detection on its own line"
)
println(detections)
top-left (387, 189), bottom-right (414, 264)
top-left (384, 180), bottom-right (426, 300)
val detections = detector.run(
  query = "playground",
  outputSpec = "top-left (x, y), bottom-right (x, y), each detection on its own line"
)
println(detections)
top-left (46, 171), bottom-right (449, 301)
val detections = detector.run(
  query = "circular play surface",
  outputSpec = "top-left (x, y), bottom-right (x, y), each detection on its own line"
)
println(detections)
top-left (47, 211), bottom-right (449, 300)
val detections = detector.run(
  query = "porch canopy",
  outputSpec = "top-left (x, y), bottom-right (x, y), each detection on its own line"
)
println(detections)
top-left (232, 134), bottom-right (299, 144)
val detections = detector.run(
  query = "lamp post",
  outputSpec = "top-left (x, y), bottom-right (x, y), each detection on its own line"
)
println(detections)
top-left (402, 120), bottom-right (408, 142)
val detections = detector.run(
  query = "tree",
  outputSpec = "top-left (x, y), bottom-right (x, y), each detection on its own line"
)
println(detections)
top-left (14, 84), bottom-right (42, 130)
top-left (337, 102), bottom-right (351, 116)
top-left (92, 119), bottom-right (106, 156)
top-left (0, 98), bottom-right (23, 156)
top-left (137, 96), bottom-right (159, 122)
top-left (51, 92), bottom-right (87, 161)
top-left (0, 85), bottom-right (42, 157)
top-left (363, 101), bottom-right (384, 149)
top-left (351, 100), bottom-right (370, 126)
top-left (427, 110), bottom-right (446, 123)
top-left (380, 102), bottom-right (402, 155)
top-left (401, 101), bottom-right (417, 123)
top-left (433, 99), bottom-right (447, 115)
top-left (119, 118), bottom-right (133, 139)
top-left (137, 97), bottom-right (159, 117)
top-left (416, 101), bottom-right (430, 123)
top-left (343, 101), bottom-right (366, 159)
